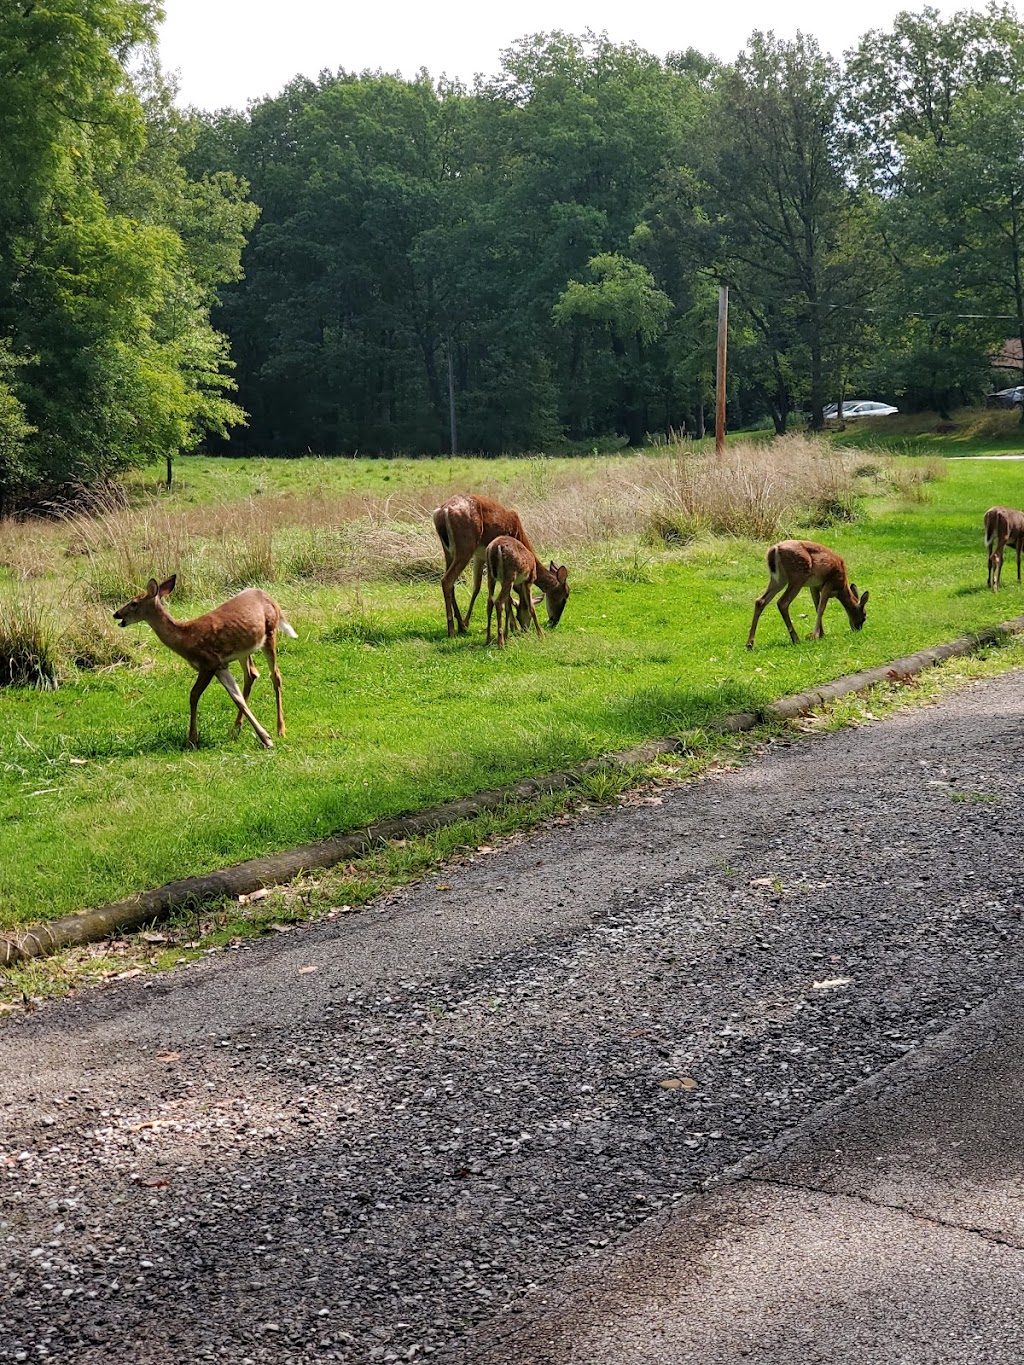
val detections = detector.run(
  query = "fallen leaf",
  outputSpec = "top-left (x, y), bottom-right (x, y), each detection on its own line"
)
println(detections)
top-left (68, 756), bottom-right (88, 766)
top-left (659, 1076), bottom-right (698, 1091)
top-left (477, 845), bottom-right (495, 854)
top-left (269, 923), bottom-right (294, 934)
top-left (238, 888), bottom-right (271, 906)
top-left (140, 1178), bottom-right (169, 1189)
top-left (436, 884), bottom-right (451, 892)
top-left (811, 976), bottom-right (852, 992)
top-left (157, 1051), bottom-right (180, 1063)
top-left (115, 969), bottom-right (143, 980)
top-left (749, 877), bottom-right (774, 887)
top-left (297, 965), bottom-right (317, 975)
top-left (142, 932), bottom-right (167, 944)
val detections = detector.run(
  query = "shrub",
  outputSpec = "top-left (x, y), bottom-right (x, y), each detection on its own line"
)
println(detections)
top-left (0, 594), bottom-right (61, 689)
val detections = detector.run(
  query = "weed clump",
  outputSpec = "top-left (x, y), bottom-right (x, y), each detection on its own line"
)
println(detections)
top-left (0, 594), bottom-right (62, 689)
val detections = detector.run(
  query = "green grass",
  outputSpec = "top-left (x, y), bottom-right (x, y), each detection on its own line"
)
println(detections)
top-left (2, 453), bottom-right (1023, 929)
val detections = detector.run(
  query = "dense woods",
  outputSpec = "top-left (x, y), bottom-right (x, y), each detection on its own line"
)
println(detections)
top-left (5, 3), bottom-right (1024, 492)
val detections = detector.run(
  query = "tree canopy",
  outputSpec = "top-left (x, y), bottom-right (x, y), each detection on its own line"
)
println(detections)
top-left (6, 7), bottom-right (1024, 488)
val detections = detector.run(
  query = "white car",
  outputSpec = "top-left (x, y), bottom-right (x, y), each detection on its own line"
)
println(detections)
top-left (823, 400), bottom-right (899, 418)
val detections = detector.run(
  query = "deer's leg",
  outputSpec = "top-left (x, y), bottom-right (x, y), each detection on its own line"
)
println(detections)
top-left (810, 585), bottom-right (832, 639)
top-left (497, 581), bottom-right (512, 647)
top-left (441, 548), bottom-right (472, 638)
top-left (263, 633), bottom-right (286, 737)
top-left (994, 536), bottom-right (1007, 590)
top-left (461, 549), bottom-right (486, 632)
top-left (747, 579), bottom-right (782, 649)
top-left (233, 655), bottom-right (261, 731)
top-left (216, 667), bottom-right (273, 748)
top-left (188, 669), bottom-right (215, 748)
top-left (777, 584), bottom-right (805, 644)
top-left (525, 584), bottom-right (543, 638)
top-left (1017, 540), bottom-right (1021, 582)
top-left (485, 569), bottom-right (497, 645)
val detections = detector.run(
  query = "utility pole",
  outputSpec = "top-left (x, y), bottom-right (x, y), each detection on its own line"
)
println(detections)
top-left (447, 335), bottom-right (458, 455)
top-left (715, 284), bottom-right (729, 457)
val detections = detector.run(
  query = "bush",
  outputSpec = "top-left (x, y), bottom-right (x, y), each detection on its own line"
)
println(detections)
top-left (0, 594), bottom-right (61, 689)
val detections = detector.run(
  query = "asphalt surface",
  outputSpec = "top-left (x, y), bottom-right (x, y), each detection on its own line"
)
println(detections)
top-left (478, 986), bottom-right (1024, 1363)
top-left (2, 670), bottom-right (1024, 1363)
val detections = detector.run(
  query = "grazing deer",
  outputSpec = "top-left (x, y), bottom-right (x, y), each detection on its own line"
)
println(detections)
top-left (112, 576), bottom-right (297, 748)
top-left (984, 505), bottom-right (1024, 590)
top-left (747, 541), bottom-right (869, 649)
top-left (485, 536), bottom-right (569, 647)
top-left (432, 494), bottom-right (570, 637)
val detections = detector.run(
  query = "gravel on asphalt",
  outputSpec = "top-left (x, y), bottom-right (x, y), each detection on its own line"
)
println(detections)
top-left (2, 672), bottom-right (1023, 1364)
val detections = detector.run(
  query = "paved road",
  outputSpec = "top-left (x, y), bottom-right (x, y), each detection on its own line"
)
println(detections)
top-left (2, 671), bottom-right (1023, 1364)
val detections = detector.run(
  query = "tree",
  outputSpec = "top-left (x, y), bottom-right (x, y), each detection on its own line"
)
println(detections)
top-left (553, 253), bottom-right (671, 444)
top-left (0, 1), bottom-right (256, 498)
top-left (656, 32), bottom-right (884, 430)
top-left (846, 7), bottom-right (1024, 414)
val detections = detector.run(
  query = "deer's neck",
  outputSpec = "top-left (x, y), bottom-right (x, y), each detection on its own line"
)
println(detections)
top-left (838, 582), bottom-right (860, 618)
top-left (144, 600), bottom-right (189, 653)
top-left (534, 559), bottom-right (558, 592)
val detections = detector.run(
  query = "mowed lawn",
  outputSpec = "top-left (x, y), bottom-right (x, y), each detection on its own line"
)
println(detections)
top-left (1, 454), bottom-right (1022, 927)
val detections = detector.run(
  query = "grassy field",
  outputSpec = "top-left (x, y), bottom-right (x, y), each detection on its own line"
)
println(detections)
top-left (2, 437), bottom-right (1023, 930)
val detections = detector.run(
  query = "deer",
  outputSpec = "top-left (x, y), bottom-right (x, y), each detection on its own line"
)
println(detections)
top-left (112, 576), bottom-right (297, 748)
top-left (432, 493), bottom-right (570, 637)
top-left (747, 540), bottom-right (869, 649)
top-left (484, 536), bottom-right (569, 647)
top-left (984, 505), bottom-right (1024, 591)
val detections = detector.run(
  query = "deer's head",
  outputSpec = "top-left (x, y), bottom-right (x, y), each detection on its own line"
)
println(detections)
top-left (113, 575), bottom-right (176, 627)
top-left (848, 584), bottom-right (870, 631)
top-left (536, 562), bottom-right (569, 628)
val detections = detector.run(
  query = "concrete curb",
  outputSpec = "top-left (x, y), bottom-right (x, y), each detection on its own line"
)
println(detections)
top-left (4, 612), bottom-right (1023, 967)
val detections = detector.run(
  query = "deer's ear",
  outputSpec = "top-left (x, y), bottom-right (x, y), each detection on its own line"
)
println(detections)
top-left (158, 575), bottom-right (176, 598)
top-left (146, 578), bottom-right (159, 596)
top-left (859, 589), bottom-right (870, 607)
top-left (849, 582), bottom-right (857, 595)
top-left (556, 565), bottom-right (568, 584)
top-left (549, 560), bottom-right (557, 573)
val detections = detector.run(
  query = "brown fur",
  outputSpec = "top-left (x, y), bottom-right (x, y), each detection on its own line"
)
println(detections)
top-left (432, 494), bottom-right (569, 636)
top-left (747, 540), bottom-right (869, 649)
top-left (112, 576), bottom-right (296, 748)
top-left (984, 505), bottom-right (1024, 591)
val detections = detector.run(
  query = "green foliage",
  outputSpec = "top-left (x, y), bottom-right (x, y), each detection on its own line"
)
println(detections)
top-left (0, 3), bottom-right (257, 499)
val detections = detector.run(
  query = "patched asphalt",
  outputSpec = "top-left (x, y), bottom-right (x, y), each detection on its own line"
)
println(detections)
top-left (2, 670), bottom-right (1023, 1363)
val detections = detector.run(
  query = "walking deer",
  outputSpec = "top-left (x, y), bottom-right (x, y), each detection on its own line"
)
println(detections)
top-left (984, 505), bottom-right (1024, 590)
top-left (484, 536), bottom-right (569, 647)
top-left (432, 494), bottom-right (570, 636)
top-left (747, 541), bottom-right (869, 649)
top-left (112, 577), bottom-right (297, 748)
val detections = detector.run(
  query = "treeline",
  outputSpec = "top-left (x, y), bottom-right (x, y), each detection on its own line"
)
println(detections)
top-left (0, 0), bottom-right (256, 507)
top-left (5, 5), bottom-right (1024, 493)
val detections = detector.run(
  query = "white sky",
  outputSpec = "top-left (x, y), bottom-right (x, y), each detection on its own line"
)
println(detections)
top-left (158, 0), bottom-right (999, 111)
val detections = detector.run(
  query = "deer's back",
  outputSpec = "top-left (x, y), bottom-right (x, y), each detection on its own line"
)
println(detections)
top-left (435, 494), bottom-right (531, 551)
top-left (487, 534), bottom-right (536, 585)
top-left (986, 505), bottom-right (1024, 541)
top-left (770, 539), bottom-right (848, 587)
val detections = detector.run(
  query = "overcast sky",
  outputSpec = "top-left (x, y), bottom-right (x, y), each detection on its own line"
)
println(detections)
top-left (157, 0), bottom-right (996, 111)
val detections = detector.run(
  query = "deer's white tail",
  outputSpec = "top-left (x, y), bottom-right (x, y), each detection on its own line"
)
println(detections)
top-left (280, 620), bottom-right (298, 639)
